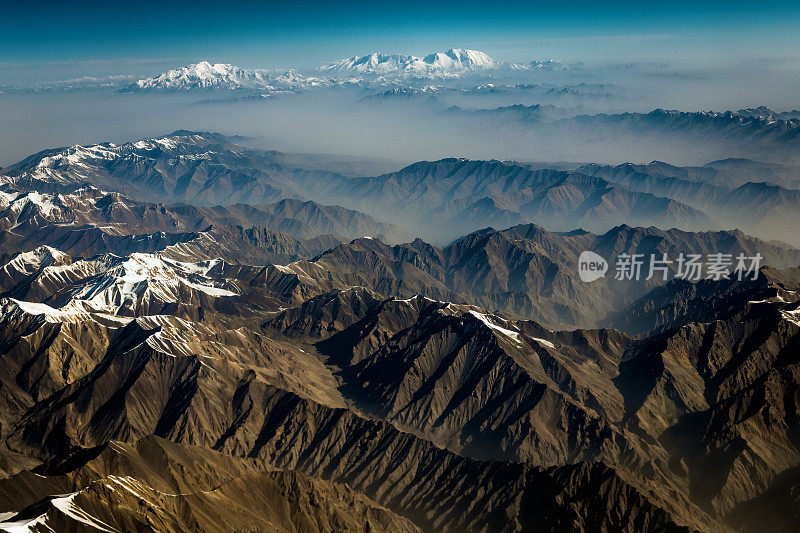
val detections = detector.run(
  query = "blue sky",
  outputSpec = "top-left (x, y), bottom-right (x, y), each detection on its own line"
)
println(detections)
top-left (2, 0), bottom-right (800, 83)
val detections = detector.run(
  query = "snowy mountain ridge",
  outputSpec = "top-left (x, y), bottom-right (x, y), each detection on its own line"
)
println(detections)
top-left (317, 48), bottom-right (502, 78)
top-left (120, 61), bottom-right (331, 93)
top-left (120, 49), bottom-right (569, 92)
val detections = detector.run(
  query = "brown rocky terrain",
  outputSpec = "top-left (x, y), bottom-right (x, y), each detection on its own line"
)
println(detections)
top-left (0, 234), bottom-right (797, 531)
top-left (1, 132), bottom-right (799, 531)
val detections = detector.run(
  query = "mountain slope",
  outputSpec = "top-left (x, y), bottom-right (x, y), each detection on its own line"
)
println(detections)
top-left (0, 186), bottom-right (345, 264)
top-left (579, 160), bottom-right (800, 247)
top-left (300, 158), bottom-right (714, 240)
top-left (205, 199), bottom-right (404, 241)
top-left (0, 275), bottom-right (711, 531)
top-left (7, 131), bottom-right (800, 244)
top-left (0, 436), bottom-right (420, 533)
top-left (0, 177), bottom-right (797, 331)
top-left (263, 225), bottom-right (800, 329)
top-left (2, 216), bottom-right (800, 529)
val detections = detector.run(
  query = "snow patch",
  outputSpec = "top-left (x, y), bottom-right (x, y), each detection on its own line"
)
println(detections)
top-left (50, 493), bottom-right (118, 533)
top-left (0, 492), bottom-right (118, 533)
top-left (469, 310), bottom-right (523, 345)
top-left (532, 337), bottom-right (555, 349)
top-left (781, 308), bottom-right (800, 326)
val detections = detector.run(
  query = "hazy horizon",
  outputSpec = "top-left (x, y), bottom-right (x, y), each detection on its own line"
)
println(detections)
top-left (3, 1), bottom-right (800, 166)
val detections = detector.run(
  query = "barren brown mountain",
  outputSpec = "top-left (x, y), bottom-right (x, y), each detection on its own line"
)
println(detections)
top-left (0, 133), bottom-right (799, 532)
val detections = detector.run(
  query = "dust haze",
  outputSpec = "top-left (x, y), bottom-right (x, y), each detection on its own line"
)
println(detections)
top-left (2, 61), bottom-right (799, 169)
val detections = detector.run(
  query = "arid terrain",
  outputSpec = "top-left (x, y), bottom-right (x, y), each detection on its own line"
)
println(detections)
top-left (0, 131), bottom-right (797, 531)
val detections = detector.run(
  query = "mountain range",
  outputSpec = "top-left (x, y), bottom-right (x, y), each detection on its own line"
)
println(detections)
top-left (5, 131), bottom-right (800, 245)
top-left (88, 49), bottom-right (575, 97)
top-left (455, 105), bottom-right (800, 166)
top-left (0, 199), bottom-right (799, 530)
top-left (119, 61), bottom-right (331, 94)
top-left (317, 48), bottom-right (502, 78)
top-left (1, 129), bottom-right (800, 531)
top-left (0, 164), bottom-right (798, 330)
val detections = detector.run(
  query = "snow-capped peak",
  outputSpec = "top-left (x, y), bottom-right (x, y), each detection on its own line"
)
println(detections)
top-left (1, 245), bottom-right (69, 280)
top-left (316, 53), bottom-right (416, 76)
top-left (120, 62), bottom-right (330, 93)
top-left (4, 251), bottom-right (237, 321)
top-left (318, 48), bottom-right (501, 78)
top-left (508, 59), bottom-right (568, 71)
top-left (0, 190), bottom-right (62, 217)
top-left (123, 61), bottom-right (271, 92)
top-left (422, 49), bottom-right (497, 70)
